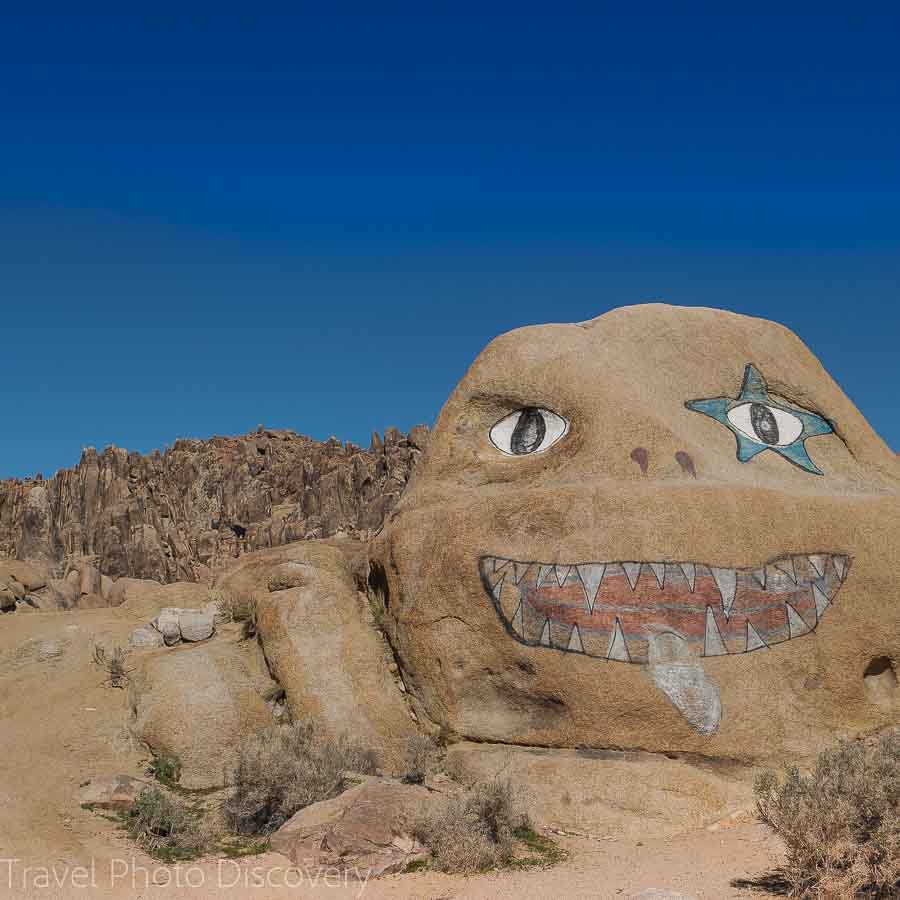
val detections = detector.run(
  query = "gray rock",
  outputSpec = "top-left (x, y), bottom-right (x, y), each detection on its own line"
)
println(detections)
top-left (151, 609), bottom-right (182, 646)
top-left (178, 610), bottom-right (214, 642)
top-left (130, 624), bottom-right (165, 649)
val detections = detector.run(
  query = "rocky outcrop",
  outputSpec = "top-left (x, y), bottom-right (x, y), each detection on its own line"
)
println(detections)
top-left (0, 425), bottom-right (427, 583)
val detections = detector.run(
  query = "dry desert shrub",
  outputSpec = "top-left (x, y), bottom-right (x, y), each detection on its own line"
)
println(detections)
top-left (214, 590), bottom-right (258, 638)
top-left (224, 720), bottom-right (377, 835)
top-left (413, 778), bottom-right (529, 874)
top-left (90, 641), bottom-right (130, 688)
top-left (122, 787), bottom-right (207, 861)
top-left (403, 734), bottom-right (442, 784)
top-left (755, 728), bottom-right (900, 898)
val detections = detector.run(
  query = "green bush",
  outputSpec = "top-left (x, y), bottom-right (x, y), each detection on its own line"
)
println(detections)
top-left (148, 752), bottom-right (182, 789)
top-left (122, 788), bottom-right (206, 861)
top-left (755, 729), bottom-right (900, 898)
top-left (224, 720), bottom-right (377, 835)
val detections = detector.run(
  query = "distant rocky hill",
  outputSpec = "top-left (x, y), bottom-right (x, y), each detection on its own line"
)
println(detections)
top-left (0, 424), bottom-right (428, 583)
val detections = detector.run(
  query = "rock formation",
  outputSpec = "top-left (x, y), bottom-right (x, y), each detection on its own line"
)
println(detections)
top-left (370, 303), bottom-right (900, 768)
top-left (0, 425), bottom-right (428, 584)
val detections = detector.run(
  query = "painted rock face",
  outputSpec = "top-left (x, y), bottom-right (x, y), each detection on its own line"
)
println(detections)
top-left (371, 305), bottom-right (900, 762)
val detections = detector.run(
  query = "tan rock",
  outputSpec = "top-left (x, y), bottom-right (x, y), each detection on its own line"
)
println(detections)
top-left (78, 775), bottom-right (149, 811)
top-left (216, 542), bottom-right (417, 774)
top-left (270, 779), bottom-right (438, 877)
top-left (0, 428), bottom-right (424, 583)
top-left (371, 304), bottom-right (900, 769)
top-left (128, 640), bottom-right (277, 788)
top-left (445, 742), bottom-right (752, 839)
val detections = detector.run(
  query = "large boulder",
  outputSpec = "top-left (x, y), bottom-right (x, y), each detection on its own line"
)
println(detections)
top-left (445, 742), bottom-right (751, 839)
top-left (270, 779), bottom-right (440, 877)
top-left (370, 304), bottom-right (900, 768)
top-left (128, 639), bottom-right (278, 788)
top-left (216, 542), bottom-right (417, 774)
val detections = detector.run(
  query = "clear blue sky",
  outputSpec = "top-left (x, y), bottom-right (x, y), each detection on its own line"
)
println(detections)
top-left (1, 7), bottom-right (897, 479)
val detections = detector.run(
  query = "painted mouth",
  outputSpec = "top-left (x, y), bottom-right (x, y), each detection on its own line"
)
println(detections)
top-left (479, 553), bottom-right (850, 664)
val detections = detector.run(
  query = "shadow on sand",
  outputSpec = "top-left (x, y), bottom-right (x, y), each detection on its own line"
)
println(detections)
top-left (730, 871), bottom-right (792, 895)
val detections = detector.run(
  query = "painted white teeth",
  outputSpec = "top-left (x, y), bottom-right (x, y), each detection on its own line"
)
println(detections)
top-left (774, 557), bottom-right (797, 584)
top-left (752, 568), bottom-right (767, 590)
top-left (786, 602), bottom-right (811, 639)
top-left (622, 562), bottom-right (642, 591)
top-left (710, 567), bottom-right (737, 620)
top-left (679, 562), bottom-right (696, 592)
top-left (555, 565), bottom-right (572, 587)
top-left (812, 583), bottom-right (830, 618)
top-left (576, 564), bottom-right (606, 614)
top-left (567, 624), bottom-right (584, 653)
top-left (537, 565), bottom-right (555, 587)
top-left (493, 557), bottom-right (510, 574)
top-left (511, 602), bottom-right (525, 637)
top-left (490, 572), bottom-right (505, 604)
top-left (539, 619), bottom-right (552, 647)
top-left (704, 607), bottom-right (728, 657)
top-left (607, 619), bottom-right (630, 661)
top-left (746, 621), bottom-right (767, 651)
top-left (513, 561), bottom-right (532, 584)
top-left (833, 555), bottom-right (847, 580)
top-left (808, 555), bottom-right (827, 578)
top-left (649, 562), bottom-right (666, 589)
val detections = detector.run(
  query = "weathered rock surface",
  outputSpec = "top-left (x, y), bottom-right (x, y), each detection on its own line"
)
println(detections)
top-left (216, 541), bottom-right (417, 774)
top-left (270, 779), bottom-right (439, 877)
top-left (78, 775), bottom-right (149, 811)
top-left (445, 742), bottom-right (752, 839)
top-left (371, 304), bottom-right (900, 769)
top-left (128, 638), bottom-right (278, 788)
top-left (0, 426), bottom-right (427, 584)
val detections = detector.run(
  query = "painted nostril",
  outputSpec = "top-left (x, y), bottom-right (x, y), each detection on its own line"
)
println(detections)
top-left (675, 451), bottom-right (697, 477)
top-left (630, 447), bottom-right (649, 475)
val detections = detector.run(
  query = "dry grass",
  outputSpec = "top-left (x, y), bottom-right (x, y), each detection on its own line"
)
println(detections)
top-left (755, 728), bottom-right (900, 898)
top-left (90, 642), bottom-right (130, 688)
top-left (121, 788), bottom-right (208, 861)
top-left (214, 590), bottom-right (258, 639)
top-left (403, 734), bottom-right (442, 784)
top-left (413, 778), bottom-right (529, 874)
top-left (223, 720), bottom-right (377, 835)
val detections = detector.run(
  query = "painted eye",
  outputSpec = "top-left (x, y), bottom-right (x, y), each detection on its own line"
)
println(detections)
top-left (726, 402), bottom-right (803, 447)
top-left (489, 407), bottom-right (569, 456)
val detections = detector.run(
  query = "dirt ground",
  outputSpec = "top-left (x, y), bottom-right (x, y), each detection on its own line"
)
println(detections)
top-left (0, 604), bottom-right (785, 900)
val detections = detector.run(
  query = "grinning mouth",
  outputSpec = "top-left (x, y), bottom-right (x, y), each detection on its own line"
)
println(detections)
top-left (479, 553), bottom-right (850, 664)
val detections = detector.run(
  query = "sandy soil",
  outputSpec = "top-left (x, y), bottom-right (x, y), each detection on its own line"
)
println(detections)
top-left (0, 604), bottom-right (784, 900)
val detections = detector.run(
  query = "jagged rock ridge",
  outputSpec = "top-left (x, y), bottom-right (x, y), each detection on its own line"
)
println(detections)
top-left (0, 424), bottom-right (429, 583)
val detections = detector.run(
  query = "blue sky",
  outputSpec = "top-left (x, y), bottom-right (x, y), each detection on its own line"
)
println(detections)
top-left (1, 7), bottom-right (897, 478)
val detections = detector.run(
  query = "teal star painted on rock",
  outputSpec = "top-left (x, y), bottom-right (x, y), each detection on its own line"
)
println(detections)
top-left (686, 364), bottom-right (833, 475)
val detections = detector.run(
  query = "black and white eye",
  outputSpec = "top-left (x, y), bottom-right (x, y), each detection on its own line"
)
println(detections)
top-left (489, 407), bottom-right (569, 456)
top-left (726, 402), bottom-right (803, 447)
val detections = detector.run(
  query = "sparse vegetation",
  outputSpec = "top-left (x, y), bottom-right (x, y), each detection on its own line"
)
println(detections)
top-left (223, 720), bottom-right (377, 835)
top-left (90, 641), bottom-right (130, 688)
top-left (121, 788), bottom-right (208, 862)
top-left (148, 752), bottom-right (183, 789)
top-left (754, 728), bottom-right (900, 898)
top-left (214, 590), bottom-right (258, 639)
top-left (403, 734), bottom-right (442, 784)
top-left (413, 778), bottom-right (533, 874)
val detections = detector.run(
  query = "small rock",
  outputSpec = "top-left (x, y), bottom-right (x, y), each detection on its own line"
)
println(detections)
top-left (130, 624), bottom-right (165, 649)
top-left (178, 610), bottom-right (215, 642)
top-left (0, 590), bottom-right (16, 613)
top-left (151, 610), bottom-right (182, 646)
top-left (78, 775), bottom-right (148, 811)
top-left (267, 562), bottom-right (314, 592)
